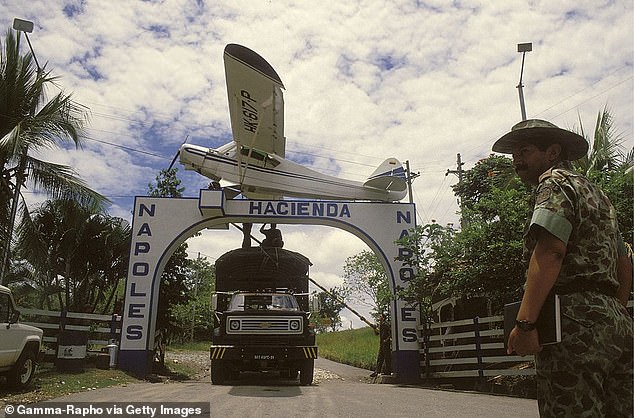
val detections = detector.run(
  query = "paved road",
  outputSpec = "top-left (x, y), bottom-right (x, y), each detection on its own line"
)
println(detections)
top-left (37, 358), bottom-right (539, 417)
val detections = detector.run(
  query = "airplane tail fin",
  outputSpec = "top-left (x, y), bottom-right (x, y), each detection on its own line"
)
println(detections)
top-left (364, 158), bottom-right (407, 191)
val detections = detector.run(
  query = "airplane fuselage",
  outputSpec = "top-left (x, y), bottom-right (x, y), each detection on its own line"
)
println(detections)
top-left (180, 144), bottom-right (407, 202)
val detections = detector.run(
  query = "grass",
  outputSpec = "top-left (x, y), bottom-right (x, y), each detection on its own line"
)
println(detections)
top-left (167, 341), bottom-right (209, 352)
top-left (0, 361), bottom-right (140, 405)
top-left (169, 332), bottom-right (381, 371)
top-left (316, 326), bottom-right (378, 370)
top-left (0, 346), bottom-right (203, 405)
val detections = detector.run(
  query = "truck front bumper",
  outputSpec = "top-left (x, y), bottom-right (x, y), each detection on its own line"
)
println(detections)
top-left (210, 345), bottom-right (317, 361)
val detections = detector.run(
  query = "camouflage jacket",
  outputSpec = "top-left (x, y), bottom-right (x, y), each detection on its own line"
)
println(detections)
top-left (523, 163), bottom-right (622, 293)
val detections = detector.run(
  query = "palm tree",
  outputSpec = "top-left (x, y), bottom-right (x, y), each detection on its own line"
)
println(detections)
top-left (574, 106), bottom-right (634, 242)
top-left (574, 105), bottom-right (633, 177)
top-left (14, 198), bottom-right (130, 312)
top-left (0, 28), bottom-right (106, 282)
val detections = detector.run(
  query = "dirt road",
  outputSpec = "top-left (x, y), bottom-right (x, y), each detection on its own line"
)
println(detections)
top-left (33, 353), bottom-right (538, 418)
top-left (6, 353), bottom-right (538, 418)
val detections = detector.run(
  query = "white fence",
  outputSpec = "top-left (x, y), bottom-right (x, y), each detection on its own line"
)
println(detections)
top-left (419, 299), bottom-right (633, 381)
top-left (418, 315), bottom-right (535, 380)
top-left (19, 308), bottom-right (121, 349)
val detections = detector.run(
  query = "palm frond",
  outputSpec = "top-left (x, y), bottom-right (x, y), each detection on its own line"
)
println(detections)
top-left (25, 157), bottom-right (109, 209)
top-left (15, 200), bottom-right (49, 271)
top-left (573, 105), bottom-right (627, 176)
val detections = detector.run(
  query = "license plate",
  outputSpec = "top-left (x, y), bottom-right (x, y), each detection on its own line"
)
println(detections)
top-left (254, 354), bottom-right (275, 360)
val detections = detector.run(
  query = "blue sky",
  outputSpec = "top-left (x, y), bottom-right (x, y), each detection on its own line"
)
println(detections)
top-left (1, 0), bottom-right (632, 327)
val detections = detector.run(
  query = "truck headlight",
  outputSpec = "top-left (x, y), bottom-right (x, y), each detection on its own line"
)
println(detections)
top-left (289, 319), bottom-right (301, 331)
top-left (229, 320), bottom-right (240, 331)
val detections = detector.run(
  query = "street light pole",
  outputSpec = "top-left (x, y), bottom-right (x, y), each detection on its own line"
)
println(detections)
top-left (0, 18), bottom-right (39, 285)
top-left (12, 18), bottom-right (41, 72)
top-left (516, 42), bottom-right (532, 121)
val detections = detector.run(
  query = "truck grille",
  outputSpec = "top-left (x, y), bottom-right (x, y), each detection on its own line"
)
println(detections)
top-left (226, 316), bottom-right (303, 335)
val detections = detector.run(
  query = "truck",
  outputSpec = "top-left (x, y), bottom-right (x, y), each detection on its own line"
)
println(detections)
top-left (210, 246), bottom-right (317, 385)
top-left (0, 285), bottom-right (43, 388)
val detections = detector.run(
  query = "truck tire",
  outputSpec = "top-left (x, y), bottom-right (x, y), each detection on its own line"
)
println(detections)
top-left (299, 359), bottom-right (314, 385)
top-left (286, 369), bottom-right (298, 379)
top-left (211, 360), bottom-right (227, 385)
top-left (8, 350), bottom-right (37, 388)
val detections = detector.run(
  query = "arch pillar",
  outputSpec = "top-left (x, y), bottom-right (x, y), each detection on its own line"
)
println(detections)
top-left (119, 190), bottom-right (419, 382)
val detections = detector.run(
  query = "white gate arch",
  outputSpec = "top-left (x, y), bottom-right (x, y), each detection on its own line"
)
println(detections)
top-left (118, 190), bottom-right (420, 382)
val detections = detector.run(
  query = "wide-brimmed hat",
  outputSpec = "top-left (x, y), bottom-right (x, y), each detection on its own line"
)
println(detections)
top-left (492, 119), bottom-right (588, 161)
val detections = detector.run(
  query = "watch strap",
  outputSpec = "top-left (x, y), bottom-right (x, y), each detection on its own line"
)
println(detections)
top-left (515, 319), bottom-right (536, 331)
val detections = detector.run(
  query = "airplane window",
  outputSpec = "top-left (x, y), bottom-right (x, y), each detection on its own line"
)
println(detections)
top-left (240, 146), bottom-right (267, 162)
top-left (239, 146), bottom-right (280, 168)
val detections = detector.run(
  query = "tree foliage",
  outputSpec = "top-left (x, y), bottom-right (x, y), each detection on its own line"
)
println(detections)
top-left (169, 255), bottom-right (215, 342)
top-left (148, 168), bottom-right (185, 198)
top-left (343, 250), bottom-right (391, 320)
top-left (452, 154), bottom-right (523, 211)
top-left (313, 286), bottom-right (348, 333)
top-left (12, 198), bottom-right (130, 312)
top-left (395, 108), bottom-right (632, 317)
top-left (398, 155), bottom-right (532, 315)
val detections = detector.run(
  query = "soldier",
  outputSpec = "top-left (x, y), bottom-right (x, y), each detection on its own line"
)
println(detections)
top-left (494, 119), bottom-right (633, 416)
top-left (370, 313), bottom-right (392, 377)
top-left (260, 223), bottom-right (284, 248)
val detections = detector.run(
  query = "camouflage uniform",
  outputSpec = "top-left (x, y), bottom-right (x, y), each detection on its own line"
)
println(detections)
top-left (523, 163), bottom-right (633, 417)
top-left (375, 319), bottom-right (392, 375)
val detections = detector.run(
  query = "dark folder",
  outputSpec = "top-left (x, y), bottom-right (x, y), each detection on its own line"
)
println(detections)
top-left (504, 293), bottom-right (561, 350)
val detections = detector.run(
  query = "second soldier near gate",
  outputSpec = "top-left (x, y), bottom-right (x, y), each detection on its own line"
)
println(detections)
top-left (371, 313), bottom-right (392, 377)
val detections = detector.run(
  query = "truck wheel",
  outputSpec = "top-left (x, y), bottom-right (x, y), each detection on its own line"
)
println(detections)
top-left (211, 361), bottom-right (227, 385)
top-left (299, 359), bottom-right (314, 385)
top-left (8, 350), bottom-right (37, 388)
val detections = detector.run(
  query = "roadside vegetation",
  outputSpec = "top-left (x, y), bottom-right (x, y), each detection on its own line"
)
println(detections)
top-left (316, 327), bottom-right (377, 371)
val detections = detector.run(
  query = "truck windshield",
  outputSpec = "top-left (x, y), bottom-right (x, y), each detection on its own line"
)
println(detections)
top-left (229, 294), bottom-right (300, 311)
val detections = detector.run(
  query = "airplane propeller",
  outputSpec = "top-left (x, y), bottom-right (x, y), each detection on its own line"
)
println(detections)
top-left (167, 136), bottom-right (189, 171)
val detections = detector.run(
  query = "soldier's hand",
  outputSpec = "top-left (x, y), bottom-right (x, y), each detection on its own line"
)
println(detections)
top-left (507, 327), bottom-right (542, 356)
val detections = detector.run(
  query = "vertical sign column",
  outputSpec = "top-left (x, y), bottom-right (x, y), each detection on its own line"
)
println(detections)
top-left (119, 200), bottom-right (157, 373)
top-left (391, 206), bottom-right (420, 382)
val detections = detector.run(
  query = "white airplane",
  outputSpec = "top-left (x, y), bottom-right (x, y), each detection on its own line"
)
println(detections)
top-left (179, 44), bottom-right (408, 202)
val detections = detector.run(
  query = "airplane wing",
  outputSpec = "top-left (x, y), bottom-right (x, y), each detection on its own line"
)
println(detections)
top-left (224, 44), bottom-right (286, 158)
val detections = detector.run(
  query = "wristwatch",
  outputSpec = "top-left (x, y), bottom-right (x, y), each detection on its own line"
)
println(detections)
top-left (515, 320), bottom-right (536, 332)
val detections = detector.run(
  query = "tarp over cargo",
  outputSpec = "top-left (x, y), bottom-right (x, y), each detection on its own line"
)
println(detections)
top-left (215, 247), bottom-right (311, 293)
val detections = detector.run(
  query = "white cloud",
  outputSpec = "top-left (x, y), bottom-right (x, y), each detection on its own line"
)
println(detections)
top-left (2, 1), bottom-right (632, 327)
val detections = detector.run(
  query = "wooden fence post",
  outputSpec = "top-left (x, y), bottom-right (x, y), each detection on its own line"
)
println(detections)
top-left (473, 316), bottom-right (484, 388)
top-left (422, 320), bottom-right (431, 379)
top-left (109, 314), bottom-right (120, 342)
top-left (59, 310), bottom-right (67, 332)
